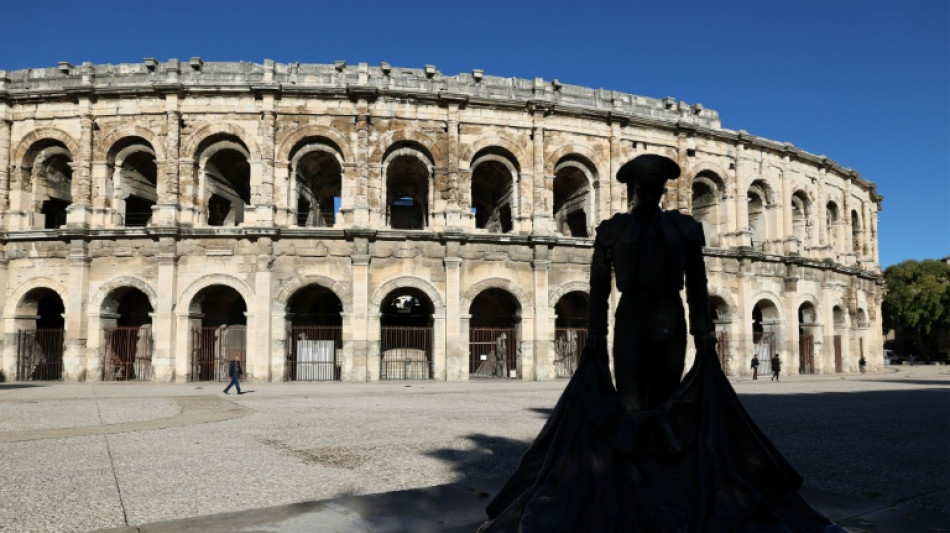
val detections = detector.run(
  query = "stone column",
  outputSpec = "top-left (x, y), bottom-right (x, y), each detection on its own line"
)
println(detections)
top-left (609, 124), bottom-right (623, 216)
top-left (736, 258), bottom-right (753, 376)
top-left (251, 237), bottom-right (274, 380)
top-left (64, 240), bottom-right (90, 380)
top-left (0, 252), bottom-right (9, 379)
top-left (178, 159), bottom-right (197, 226)
top-left (443, 103), bottom-right (462, 229)
top-left (781, 158), bottom-right (795, 254)
top-left (153, 105), bottom-right (180, 225)
top-left (0, 116), bottom-right (11, 228)
top-left (443, 254), bottom-right (463, 380)
top-left (531, 114), bottom-right (550, 233)
top-left (816, 166), bottom-right (828, 254)
top-left (67, 109), bottom-right (94, 227)
top-left (353, 104), bottom-right (371, 226)
top-left (256, 105), bottom-right (277, 226)
top-left (532, 256), bottom-right (553, 381)
top-left (151, 237), bottom-right (178, 381)
top-left (349, 237), bottom-right (371, 381)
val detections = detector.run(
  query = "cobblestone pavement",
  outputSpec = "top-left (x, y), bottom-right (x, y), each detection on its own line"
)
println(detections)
top-left (0, 366), bottom-right (947, 532)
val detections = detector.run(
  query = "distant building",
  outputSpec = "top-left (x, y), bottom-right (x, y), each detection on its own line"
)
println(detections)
top-left (0, 60), bottom-right (884, 382)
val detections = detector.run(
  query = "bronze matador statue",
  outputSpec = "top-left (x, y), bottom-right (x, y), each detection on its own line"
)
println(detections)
top-left (479, 154), bottom-right (844, 532)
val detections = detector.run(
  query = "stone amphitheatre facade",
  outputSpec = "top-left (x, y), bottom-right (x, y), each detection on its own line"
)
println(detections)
top-left (0, 59), bottom-right (884, 384)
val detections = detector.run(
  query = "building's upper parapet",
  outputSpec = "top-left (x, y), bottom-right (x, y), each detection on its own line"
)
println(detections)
top-left (0, 59), bottom-right (721, 128)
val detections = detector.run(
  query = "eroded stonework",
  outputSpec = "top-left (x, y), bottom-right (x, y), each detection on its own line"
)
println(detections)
top-left (0, 60), bottom-right (884, 383)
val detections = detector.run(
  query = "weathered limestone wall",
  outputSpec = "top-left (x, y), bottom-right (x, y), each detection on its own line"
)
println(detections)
top-left (0, 60), bottom-right (884, 383)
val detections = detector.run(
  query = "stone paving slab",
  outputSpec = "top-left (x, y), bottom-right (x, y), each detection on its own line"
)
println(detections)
top-left (1, 367), bottom-right (947, 532)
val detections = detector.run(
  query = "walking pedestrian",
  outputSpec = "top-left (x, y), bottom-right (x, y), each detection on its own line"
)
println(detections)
top-left (859, 355), bottom-right (867, 374)
top-left (223, 355), bottom-right (244, 394)
top-left (770, 354), bottom-right (781, 381)
top-left (751, 354), bottom-right (760, 380)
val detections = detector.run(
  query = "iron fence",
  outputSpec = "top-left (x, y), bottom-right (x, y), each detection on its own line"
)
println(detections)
top-left (799, 334), bottom-right (816, 374)
top-left (470, 327), bottom-right (518, 378)
top-left (380, 326), bottom-right (432, 380)
top-left (554, 328), bottom-right (587, 378)
top-left (287, 326), bottom-right (342, 381)
top-left (103, 326), bottom-right (153, 381)
top-left (16, 329), bottom-right (64, 381)
top-left (192, 325), bottom-right (246, 381)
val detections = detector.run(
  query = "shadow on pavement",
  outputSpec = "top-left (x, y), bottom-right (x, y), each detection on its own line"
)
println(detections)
top-left (0, 383), bottom-right (45, 390)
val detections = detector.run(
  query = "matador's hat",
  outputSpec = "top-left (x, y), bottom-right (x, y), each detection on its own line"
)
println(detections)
top-left (616, 154), bottom-right (681, 186)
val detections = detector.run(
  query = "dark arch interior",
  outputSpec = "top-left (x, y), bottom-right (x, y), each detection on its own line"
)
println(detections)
top-left (553, 166), bottom-right (589, 237)
top-left (709, 295), bottom-right (729, 322)
top-left (470, 288), bottom-right (520, 328)
top-left (386, 155), bottom-right (429, 230)
top-left (471, 159), bottom-right (514, 233)
top-left (114, 288), bottom-right (153, 327)
top-left (295, 150), bottom-right (341, 227)
top-left (205, 144), bottom-right (251, 226)
top-left (555, 291), bottom-right (589, 328)
top-left (287, 285), bottom-right (343, 326)
top-left (381, 288), bottom-right (435, 327)
top-left (30, 289), bottom-right (65, 329)
top-left (193, 285), bottom-right (247, 327)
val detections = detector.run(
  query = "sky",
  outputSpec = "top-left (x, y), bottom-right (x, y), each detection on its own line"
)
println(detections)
top-left (0, 0), bottom-right (946, 267)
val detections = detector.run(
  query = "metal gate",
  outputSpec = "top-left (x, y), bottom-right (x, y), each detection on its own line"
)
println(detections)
top-left (103, 326), bottom-right (153, 381)
top-left (192, 325), bottom-right (246, 381)
top-left (834, 335), bottom-right (843, 373)
top-left (380, 326), bottom-right (433, 380)
top-left (554, 328), bottom-right (587, 378)
top-left (287, 326), bottom-right (342, 381)
top-left (16, 329), bottom-right (64, 381)
top-left (470, 327), bottom-right (517, 378)
top-left (753, 331), bottom-right (776, 361)
top-left (799, 334), bottom-right (816, 375)
top-left (716, 332), bottom-right (729, 372)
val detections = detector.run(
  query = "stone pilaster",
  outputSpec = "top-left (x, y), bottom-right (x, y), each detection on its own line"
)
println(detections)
top-left (64, 239), bottom-right (90, 380)
top-left (530, 113), bottom-right (550, 233)
top-left (444, 105), bottom-right (462, 228)
top-left (251, 237), bottom-right (274, 379)
top-left (348, 235), bottom-right (371, 381)
top-left (67, 108), bottom-right (94, 226)
top-left (255, 104), bottom-right (277, 226)
top-left (532, 255), bottom-right (553, 381)
top-left (153, 104), bottom-right (180, 225)
top-left (0, 116), bottom-right (11, 225)
top-left (609, 123), bottom-right (623, 216)
top-left (151, 237), bottom-right (178, 381)
top-left (443, 253), bottom-right (463, 380)
top-left (353, 103), bottom-right (371, 226)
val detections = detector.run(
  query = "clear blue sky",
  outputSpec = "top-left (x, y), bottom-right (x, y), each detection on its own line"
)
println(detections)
top-left (0, 0), bottom-right (946, 267)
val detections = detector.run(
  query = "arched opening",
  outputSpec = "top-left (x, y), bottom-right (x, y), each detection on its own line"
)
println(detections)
top-left (14, 288), bottom-right (65, 380)
top-left (199, 137), bottom-right (251, 227)
top-left (826, 201), bottom-right (839, 250)
top-left (189, 285), bottom-right (247, 381)
top-left (23, 140), bottom-right (74, 229)
top-left (554, 291), bottom-right (589, 377)
top-left (380, 288), bottom-right (434, 379)
top-left (552, 158), bottom-right (592, 237)
top-left (469, 288), bottom-right (521, 378)
top-left (102, 287), bottom-right (154, 381)
top-left (385, 146), bottom-right (431, 230)
top-left (752, 299), bottom-right (780, 365)
top-left (851, 209), bottom-right (861, 255)
top-left (791, 191), bottom-right (810, 248)
top-left (832, 305), bottom-right (846, 373)
top-left (293, 144), bottom-right (342, 227)
top-left (471, 149), bottom-right (517, 233)
top-left (286, 285), bottom-right (343, 381)
top-left (709, 295), bottom-right (731, 371)
top-left (108, 138), bottom-right (157, 227)
top-left (798, 302), bottom-right (818, 374)
top-left (691, 171), bottom-right (724, 247)
top-left (747, 183), bottom-right (769, 250)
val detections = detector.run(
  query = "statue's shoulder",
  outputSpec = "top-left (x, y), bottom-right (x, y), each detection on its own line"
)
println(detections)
top-left (662, 210), bottom-right (704, 240)
top-left (593, 213), bottom-right (632, 246)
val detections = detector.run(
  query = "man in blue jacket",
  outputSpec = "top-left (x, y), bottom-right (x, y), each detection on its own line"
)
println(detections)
top-left (223, 355), bottom-right (244, 394)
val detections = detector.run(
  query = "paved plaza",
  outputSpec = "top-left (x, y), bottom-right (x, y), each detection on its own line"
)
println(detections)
top-left (1, 366), bottom-right (948, 532)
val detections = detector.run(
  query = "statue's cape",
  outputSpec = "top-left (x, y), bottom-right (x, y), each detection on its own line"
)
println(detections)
top-left (480, 344), bottom-right (844, 533)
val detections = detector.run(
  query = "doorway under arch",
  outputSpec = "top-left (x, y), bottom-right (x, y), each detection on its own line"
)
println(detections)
top-left (752, 299), bottom-right (780, 366)
top-left (554, 291), bottom-right (589, 377)
top-left (380, 288), bottom-right (434, 380)
top-left (102, 287), bottom-right (154, 381)
top-left (286, 285), bottom-right (343, 381)
top-left (469, 288), bottom-right (521, 378)
top-left (189, 285), bottom-right (247, 381)
top-left (798, 302), bottom-right (818, 374)
top-left (15, 288), bottom-right (65, 381)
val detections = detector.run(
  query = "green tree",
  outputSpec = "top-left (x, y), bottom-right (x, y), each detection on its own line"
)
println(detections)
top-left (882, 259), bottom-right (950, 361)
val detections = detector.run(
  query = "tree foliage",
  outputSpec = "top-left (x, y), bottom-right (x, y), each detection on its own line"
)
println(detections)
top-left (882, 259), bottom-right (950, 359)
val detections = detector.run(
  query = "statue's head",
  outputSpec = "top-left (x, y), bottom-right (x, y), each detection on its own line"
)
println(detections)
top-left (617, 154), bottom-right (680, 210)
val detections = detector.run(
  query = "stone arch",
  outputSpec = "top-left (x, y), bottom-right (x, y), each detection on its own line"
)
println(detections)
top-left (276, 124), bottom-right (354, 164)
top-left (4, 277), bottom-right (69, 318)
top-left (90, 276), bottom-right (159, 316)
top-left (549, 280), bottom-right (591, 311)
top-left (95, 126), bottom-right (166, 162)
top-left (13, 128), bottom-right (80, 167)
top-left (461, 277), bottom-right (532, 318)
top-left (460, 136), bottom-right (529, 172)
top-left (795, 294), bottom-right (821, 317)
top-left (370, 276), bottom-right (445, 313)
top-left (686, 161), bottom-right (730, 186)
top-left (544, 145), bottom-right (605, 176)
top-left (181, 122), bottom-right (260, 161)
top-left (176, 274), bottom-right (255, 317)
top-left (748, 179), bottom-right (776, 205)
top-left (707, 287), bottom-right (738, 320)
top-left (290, 143), bottom-right (345, 170)
top-left (751, 292), bottom-right (785, 322)
top-left (370, 130), bottom-right (447, 168)
top-left (274, 274), bottom-right (352, 314)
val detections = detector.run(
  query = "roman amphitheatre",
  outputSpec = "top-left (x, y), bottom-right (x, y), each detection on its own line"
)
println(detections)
top-left (0, 59), bottom-right (883, 383)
